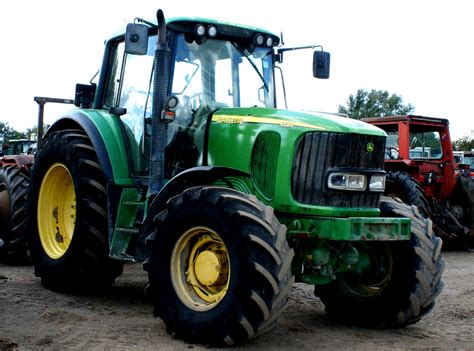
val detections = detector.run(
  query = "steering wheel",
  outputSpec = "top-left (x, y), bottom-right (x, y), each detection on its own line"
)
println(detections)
top-left (386, 147), bottom-right (400, 159)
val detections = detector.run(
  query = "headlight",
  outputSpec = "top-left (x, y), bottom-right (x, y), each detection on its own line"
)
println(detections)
top-left (207, 25), bottom-right (217, 37)
top-left (253, 33), bottom-right (264, 46)
top-left (265, 36), bottom-right (274, 47)
top-left (194, 24), bottom-right (206, 36)
top-left (328, 173), bottom-right (366, 191)
top-left (369, 174), bottom-right (386, 192)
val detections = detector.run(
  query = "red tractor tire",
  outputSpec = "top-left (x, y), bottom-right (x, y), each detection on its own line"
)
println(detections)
top-left (0, 165), bottom-right (31, 263)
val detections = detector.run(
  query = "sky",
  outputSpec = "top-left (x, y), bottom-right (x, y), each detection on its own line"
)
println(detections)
top-left (1, 0), bottom-right (473, 140)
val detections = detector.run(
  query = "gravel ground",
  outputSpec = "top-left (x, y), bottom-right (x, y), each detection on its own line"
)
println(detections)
top-left (0, 251), bottom-right (472, 350)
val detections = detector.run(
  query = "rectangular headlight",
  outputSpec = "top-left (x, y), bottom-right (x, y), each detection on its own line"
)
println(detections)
top-left (369, 174), bottom-right (386, 192)
top-left (328, 173), bottom-right (367, 191)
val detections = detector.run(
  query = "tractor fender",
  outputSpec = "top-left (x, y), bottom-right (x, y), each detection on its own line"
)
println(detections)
top-left (135, 166), bottom-right (250, 262)
top-left (44, 111), bottom-right (130, 184)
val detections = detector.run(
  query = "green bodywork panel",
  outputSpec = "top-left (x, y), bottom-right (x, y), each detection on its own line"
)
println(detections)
top-left (109, 187), bottom-right (145, 261)
top-left (285, 216), bottom-right (411, 241)
top-left (208, 107), bottom-right (386, 217)
top-left (76, 109), bottom-right (133, 186)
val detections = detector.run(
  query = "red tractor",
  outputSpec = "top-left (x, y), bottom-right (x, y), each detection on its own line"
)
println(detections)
top-left (362, 115), bottom-right (474, 247)
top-left (0, 151), bottom-right (33, 262)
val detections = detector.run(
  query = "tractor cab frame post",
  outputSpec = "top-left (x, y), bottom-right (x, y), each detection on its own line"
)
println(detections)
top-left (34, 96), bottom-right (74, 148)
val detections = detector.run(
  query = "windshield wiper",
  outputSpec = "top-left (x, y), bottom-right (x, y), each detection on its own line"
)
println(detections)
top-left (231, 42), bottom-right (269, 92)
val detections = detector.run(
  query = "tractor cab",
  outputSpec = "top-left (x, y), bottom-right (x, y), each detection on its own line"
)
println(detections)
top-left (362, 115), bottom-right (457, 201)
top-left (93, 17), bottom-right (330, 179)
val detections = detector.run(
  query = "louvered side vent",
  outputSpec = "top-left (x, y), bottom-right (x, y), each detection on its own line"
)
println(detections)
top-left (251, 131), bottom-right (281, 200)
top-left (292, 132), bottom-right (385, 207)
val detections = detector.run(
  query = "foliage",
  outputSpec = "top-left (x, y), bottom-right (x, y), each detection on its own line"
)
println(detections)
top-left (453, 136), bottom-right (474, 151)
top-left (339, 89), bottom-right (415, 119)
top-left (26, 126), bottom-right (39, 138)
top-left (0, 121), bottom-right (26, 141)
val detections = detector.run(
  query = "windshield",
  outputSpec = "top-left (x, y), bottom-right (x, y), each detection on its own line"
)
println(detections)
top-left (409, 126), bottom-right (442, 159)
top-left (171, 34), bottom-right (275, 111)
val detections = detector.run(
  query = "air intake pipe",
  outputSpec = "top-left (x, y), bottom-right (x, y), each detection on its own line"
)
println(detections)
top-left (149, 9), bottom-right (170, 195)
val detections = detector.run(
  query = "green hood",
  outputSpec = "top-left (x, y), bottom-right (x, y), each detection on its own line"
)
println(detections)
top-left (214, 107), bottom-right (387, 136)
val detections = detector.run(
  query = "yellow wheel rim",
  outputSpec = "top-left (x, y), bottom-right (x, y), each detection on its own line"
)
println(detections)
top-left (37, 163), bottom-right (76, 259)
top-left (171, 226), bottom-right (230, 311)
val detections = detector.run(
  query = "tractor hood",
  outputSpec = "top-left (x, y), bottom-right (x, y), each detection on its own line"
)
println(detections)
top-left (212, 107), bottom-right (387, 137)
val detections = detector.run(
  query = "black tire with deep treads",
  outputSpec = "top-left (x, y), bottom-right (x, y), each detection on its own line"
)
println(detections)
top-left (315, 196), bottom-right (444, 327)
top-left (385, 171), bottom-right (431, 218)
top-left (144, 186), bottom-right (295, 346)
top-left (27, 130), bottom-right (122, 292)
top-left (0, 165), bottom-right (30, 263)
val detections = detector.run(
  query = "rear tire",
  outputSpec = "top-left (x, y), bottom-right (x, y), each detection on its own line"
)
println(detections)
top-left (315, 196), bottom-right (444, 327)
top-left (144, 186), bottom-right (294, 345)
top-left (0, 165), bottom-right (30, 263)
top-left (27, 130), bottom-right (122, 292)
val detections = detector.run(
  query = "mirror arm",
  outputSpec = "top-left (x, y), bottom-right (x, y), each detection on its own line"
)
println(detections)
top-left (276, 45), bottom-right (324, 63)
top-left (278, 44), bottom-right (324, 54)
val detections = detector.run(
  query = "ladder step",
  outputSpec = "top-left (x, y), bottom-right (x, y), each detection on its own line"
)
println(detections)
top-left (115, 227), bottom-right (139, 234)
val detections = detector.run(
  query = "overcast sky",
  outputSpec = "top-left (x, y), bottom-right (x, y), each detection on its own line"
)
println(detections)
top-left (1, 0), bottom-right (472, 140)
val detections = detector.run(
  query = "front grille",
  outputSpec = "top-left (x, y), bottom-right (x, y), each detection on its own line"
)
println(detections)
top-left (291, 132), bottom-right (385, 208)
top-left (251, 131), bottom-right (281, 199)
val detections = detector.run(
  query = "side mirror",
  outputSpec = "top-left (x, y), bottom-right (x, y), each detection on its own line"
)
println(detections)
top-left (125, 23), bottom-right (149, 55)
top-left (313, 51), bottom-right (330, 79)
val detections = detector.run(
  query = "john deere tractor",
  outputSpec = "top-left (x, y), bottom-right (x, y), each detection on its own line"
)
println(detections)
top-left (27, 10), bottom-right (444, 345)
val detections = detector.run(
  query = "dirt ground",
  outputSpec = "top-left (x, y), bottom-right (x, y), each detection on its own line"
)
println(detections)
top-left (1, 251), bottom-right (473, 350)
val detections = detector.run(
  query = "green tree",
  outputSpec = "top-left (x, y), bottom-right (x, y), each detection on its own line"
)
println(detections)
top-left (25, 126), bottom-right (38, 139)
top-left (0, 121), bottom-right (25, 141)
top-left (453, 136), bottom-right (474, 151)
top-left (339, 89), bottom-right (415, 119)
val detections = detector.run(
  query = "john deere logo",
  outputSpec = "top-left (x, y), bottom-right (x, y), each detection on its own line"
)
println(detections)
top-left (366, 143), bottom-right (375, 152)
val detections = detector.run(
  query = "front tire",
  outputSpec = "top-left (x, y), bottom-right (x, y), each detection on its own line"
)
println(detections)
top-left (0, 165), bottom-right (30, 263)
top-left (144, 186), bottom-right (294, 345)
top-left (27, 130), bottom-right (122, 292)
top-left (315, 196), bottom-right (444, 327)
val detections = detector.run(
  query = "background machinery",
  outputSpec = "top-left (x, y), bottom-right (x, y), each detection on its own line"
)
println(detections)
top-left (0, 99), bottom-right (71, 262)
top-left (363, 115), bottom-right (474, 247)
top-left (0, 137), bottom-right (34, 262)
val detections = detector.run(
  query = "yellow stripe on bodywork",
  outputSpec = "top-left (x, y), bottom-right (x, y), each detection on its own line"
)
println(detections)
top-left (212, 115), bottom-right (326, 130)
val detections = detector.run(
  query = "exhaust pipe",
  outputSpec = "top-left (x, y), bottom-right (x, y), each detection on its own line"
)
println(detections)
top-left (149, 9), bottom-right (170, 195)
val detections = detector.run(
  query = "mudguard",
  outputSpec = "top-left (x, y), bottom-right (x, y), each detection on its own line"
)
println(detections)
top-left (134, 166), bottom-right (250, 262)
top-left (44, 110), bottom-right (132, 185)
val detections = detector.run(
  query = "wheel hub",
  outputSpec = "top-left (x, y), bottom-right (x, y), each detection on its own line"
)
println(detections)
top-left (171, 227), bottom-right (230, 311)
top-left (194, 250), bottom-right (222, 286)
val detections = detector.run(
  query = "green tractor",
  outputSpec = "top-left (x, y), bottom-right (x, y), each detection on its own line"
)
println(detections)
top-left (27, 10), bottom-right (444, 345)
